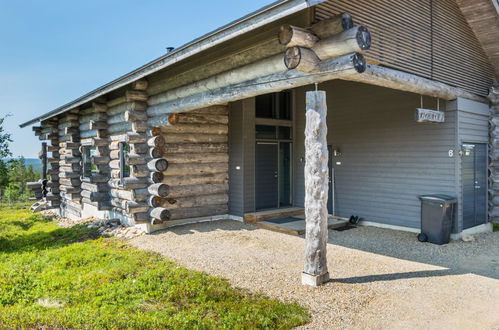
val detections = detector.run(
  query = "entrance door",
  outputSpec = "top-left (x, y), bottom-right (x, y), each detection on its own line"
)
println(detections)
top-left (462, 143), bottom-right (487, 229)
top-left (256, 142), bottom-right (279, 210)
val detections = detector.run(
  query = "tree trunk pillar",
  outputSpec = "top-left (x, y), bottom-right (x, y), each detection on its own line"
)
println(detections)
top-left (302, 90), bottom-right (330, 287)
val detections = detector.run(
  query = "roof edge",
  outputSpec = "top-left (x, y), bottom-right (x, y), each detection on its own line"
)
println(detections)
top-left (20, 0), bottom-right (324, 128)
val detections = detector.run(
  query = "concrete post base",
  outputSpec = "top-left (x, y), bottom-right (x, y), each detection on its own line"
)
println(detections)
top-left (301, 272), bottom-right (330, 287)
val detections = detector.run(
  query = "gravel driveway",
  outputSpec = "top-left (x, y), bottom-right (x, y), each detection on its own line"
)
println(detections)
top-left (131, 221), bottom-right (499, 329)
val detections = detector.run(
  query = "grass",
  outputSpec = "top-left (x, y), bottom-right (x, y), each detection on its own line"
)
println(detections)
top-left (493, 222), bottom-right (499, 232)
top-left (0, 204), bottom-right (309, 329)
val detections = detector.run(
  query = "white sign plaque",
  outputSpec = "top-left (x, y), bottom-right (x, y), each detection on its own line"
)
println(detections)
top-left (415, 108), bottom-right (445, 123)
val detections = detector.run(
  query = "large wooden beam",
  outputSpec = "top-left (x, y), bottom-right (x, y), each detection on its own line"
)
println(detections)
top-left (148, 53), bottom-right (365, 126)
top-left (302, 90), bottom-right (329, 287)
top-left (342, 64), bottom-right (486, 103)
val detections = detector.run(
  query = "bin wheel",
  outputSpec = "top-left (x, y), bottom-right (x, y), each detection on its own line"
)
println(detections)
top-left (417, 233), bottom-right (428, 242)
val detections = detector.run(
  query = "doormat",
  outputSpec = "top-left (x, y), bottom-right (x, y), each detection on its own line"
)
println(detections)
top-left (333, 224), bottom-right (357, 231)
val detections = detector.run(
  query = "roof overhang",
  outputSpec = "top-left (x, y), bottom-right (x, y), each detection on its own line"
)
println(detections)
top-left (20, 0), bottom-right (325, 128)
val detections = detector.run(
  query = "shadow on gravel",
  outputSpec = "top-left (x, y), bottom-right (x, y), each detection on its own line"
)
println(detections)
top-left (326, 227), bottom-right (499, 280)
top-left (330, 269), bottom-right (460, 284)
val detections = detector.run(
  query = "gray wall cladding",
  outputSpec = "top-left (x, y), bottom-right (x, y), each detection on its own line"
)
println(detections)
top-left (293, 80), bottom-right (458, 229)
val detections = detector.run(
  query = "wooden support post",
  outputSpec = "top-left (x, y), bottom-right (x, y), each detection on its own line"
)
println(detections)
top-left (302, 90), bottom-right (329, 287)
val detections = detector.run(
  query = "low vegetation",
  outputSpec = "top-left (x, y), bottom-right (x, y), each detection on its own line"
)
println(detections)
top-left (0, 204), bottom-right (309, 329)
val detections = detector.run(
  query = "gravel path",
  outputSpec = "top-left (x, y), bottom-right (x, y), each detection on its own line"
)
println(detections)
top-left (131, 221), bottom-right (499, 329)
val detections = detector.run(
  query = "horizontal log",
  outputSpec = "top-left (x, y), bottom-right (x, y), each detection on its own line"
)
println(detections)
top-left (167, 183), bottom-right (228, 198)
top-left (168, 204), bottom-right (228, 220)
top-left (84, 174), bottom-right (109, 183)
top-left (148, 183), bottom-right (170, 198)
top-left (312, 25), bottom-right (371, 61)
top-left (125, 110), bottom-right (148, 122)
top-left (131, 143), bottom-right (148, 155)
top-left (147, 158), bottom-right (168, 172)
top-left (168, 113), bottom-right (228, 125)
top-left (109, 188), bottom-right (140, 201)
top-left (89, 121), bottom-right (108, 130)
top-left (126, 90), bottom-right (148, 102)
top-left (60, 142), bottom-right (80, 150)
top-left (81, 190), bottom-right (109, 202)
top-left (92, 102), bottom-right (108, 112)
top-left (162, 173), bottom-right (228, 186)
top-left (343, 64), bottom-right (485, 102)
top-left (162, 143), bottom-right (228, 154)
top-left (150, 207), bottom-right (170, 221)
top-left (126, 132), bottom-right (147, 144)
top-left (130, 165), bottom-right (149, 178)
top-left (132, 212), bottom-right (150, 224)
top-left (59, 172), bottom-right (81, 179)
top-left (164, 162), bottom-right (228, 176)
top-left (108, 178), bottom-right (148, 190)
top-left (132, 121), bottom-right (148, 133)
top-left (278, 24), bottom-right (319, 48)
top-left (27, 182), bottom-right (42, 189)
top-left (64, 127), bottom-right (79, 135)
top-left (158, 123), bottom-right (228, 135)
top-left (163, 133), bottom-right (228, 144)
top-left (92, 156), bottom-right (111, 165)
top-left (59, 178), bottom-right (82, 187)
top-left (81, 182), bottom-right (109, 193)
top-left (126, 154), bottom-right (147, 166)
top-left (146, 53), bottom-right (365, 121)
top-left (310, 13), bottom-right (354, 39)
top-left (125, 201), bottom-right (150, 214)
top-left (132, 79), bottom-right (148, 91)
top-left (160, 193), bottom-right (228, 210)
top-left (164, 152), bottom-right (228, 164)
top-left (189, 106), bottom-right (228, 115)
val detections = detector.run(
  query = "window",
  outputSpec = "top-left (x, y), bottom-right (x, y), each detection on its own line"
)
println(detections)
top-left (255, 125), bottom-right (292, 140)
top-left (119, 142), bottom-right (130, 184)
top-left (255, 91), bottom-right (291, 120)
top-left (82, 146), bottom-right (97, 178)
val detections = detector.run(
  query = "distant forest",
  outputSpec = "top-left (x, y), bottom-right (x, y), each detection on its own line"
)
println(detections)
top-left (2, 158), bottom-right (42, 174)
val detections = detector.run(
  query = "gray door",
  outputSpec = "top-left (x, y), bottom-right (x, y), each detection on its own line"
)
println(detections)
top-left (256, 142), bottom-right (279, 210)
top-left (462, 143), bottom-right (487, 229)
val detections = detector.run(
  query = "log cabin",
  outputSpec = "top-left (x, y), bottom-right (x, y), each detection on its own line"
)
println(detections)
top-left (21, 0), bottom-right (499, 240)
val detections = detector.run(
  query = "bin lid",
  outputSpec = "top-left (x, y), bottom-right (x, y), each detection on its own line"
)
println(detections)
top-left (418, 194), bottom-right (457, 203)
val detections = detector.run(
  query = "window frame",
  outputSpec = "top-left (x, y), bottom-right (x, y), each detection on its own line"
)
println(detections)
top-left (119, 142), bottom-right (130, 185)
top-left (81, 146), bottom-right (97, 179)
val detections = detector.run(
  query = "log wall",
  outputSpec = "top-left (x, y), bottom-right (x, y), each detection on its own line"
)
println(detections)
top-left (106, 80), bottom-right (152, 223)
top-left (57, 112), bottom-right (82, 218)
top-left (152, 105), bottom-right (230, 221)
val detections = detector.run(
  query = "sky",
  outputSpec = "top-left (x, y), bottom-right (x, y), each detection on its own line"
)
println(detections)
top-left (0, 0), bottom-right (270, 158)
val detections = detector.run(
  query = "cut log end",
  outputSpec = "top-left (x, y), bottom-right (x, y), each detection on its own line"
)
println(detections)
top-left (284, 47), bottom-right (320, 72)
top-left (356, 25), bottom-right (371, 51)
top-left (352, 53), bottom-right (367, 73)
top-left (278, 24), bottom-right (319, 48)
top-left (340, 13), bottom-right (354, 31)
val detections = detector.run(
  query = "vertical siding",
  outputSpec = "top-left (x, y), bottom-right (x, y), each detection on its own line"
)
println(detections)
top-left (314, 0), bottom-right (495, 96)
top-left (294, 80), bottom-right (458, 229)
